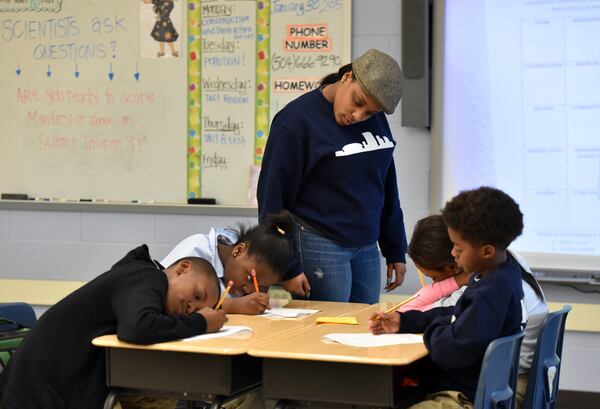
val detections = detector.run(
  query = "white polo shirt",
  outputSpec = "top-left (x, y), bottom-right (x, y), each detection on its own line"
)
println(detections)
top-left (161, 228), bottom-right (239, 294)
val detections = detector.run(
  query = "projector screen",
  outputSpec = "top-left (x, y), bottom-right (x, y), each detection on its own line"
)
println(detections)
top-left (435, 0), bottom-right (600, 272)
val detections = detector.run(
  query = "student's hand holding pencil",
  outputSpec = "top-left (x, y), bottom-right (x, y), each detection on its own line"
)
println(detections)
top-left (369, 294), bottom-right (419, 334)
top-left (198, 307), bottom-right (227, 333)
top-left (369, 311), bottom-right (401, 334)
top-left (235, 292), bottom-right (270, 315)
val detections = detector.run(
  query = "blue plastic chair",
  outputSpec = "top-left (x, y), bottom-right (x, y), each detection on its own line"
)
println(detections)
top-left (0, 302), bottom-right (37, 331)
top-left (522, 305), bottom-right (571, 409)
top-left (0, 302), bottom-right (37, 371)
top-left (473, 330), bottom-right (525, 409)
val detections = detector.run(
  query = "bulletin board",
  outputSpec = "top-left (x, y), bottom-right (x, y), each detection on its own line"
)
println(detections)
top-left (188, 0), bottom-right (351, 205)
top-left (0, 0), bottom-right (351, 205)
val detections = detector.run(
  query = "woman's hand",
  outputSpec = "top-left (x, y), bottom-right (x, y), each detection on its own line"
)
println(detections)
top-left (369, 311), bottom-right (401, 334)
top-left (385, 262), bottom-right (406, 291)
top-left (198, 307), bottom-right (227, 333)
top-left (282, 273), bottom-right (311, 298)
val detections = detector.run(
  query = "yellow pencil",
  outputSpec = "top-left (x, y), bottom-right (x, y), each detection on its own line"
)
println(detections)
top-left (417, 268), bottom-right (426, 288)
top-left (215, 280), bottom-right (233, 310)
top-left (372, 293), bottom-right (420, 320)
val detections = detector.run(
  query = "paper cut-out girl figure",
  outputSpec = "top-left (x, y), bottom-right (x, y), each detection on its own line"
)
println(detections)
top-left (144, 0), bottom-right (179, 57)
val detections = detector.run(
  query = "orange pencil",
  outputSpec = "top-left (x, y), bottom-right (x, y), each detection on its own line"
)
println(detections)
top-left (372, 293), bottom-right (420, 320)
top-left (251, 269), bottom-right (260, 293)
top-left (215, 280), bottom-right (233, 310)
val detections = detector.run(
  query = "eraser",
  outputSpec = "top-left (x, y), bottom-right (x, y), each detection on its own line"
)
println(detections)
top-left (1, 193), bottom-right (29, 200)
top-left (187, 198), bottom-right (216, 205)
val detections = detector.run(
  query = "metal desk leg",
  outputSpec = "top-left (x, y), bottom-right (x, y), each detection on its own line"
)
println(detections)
top-left (208, 397), bottom-right (225, 409)
top-left (273, 399), bottom-right (293, 409)
top-left (103, 390), bottom-right (118, 409)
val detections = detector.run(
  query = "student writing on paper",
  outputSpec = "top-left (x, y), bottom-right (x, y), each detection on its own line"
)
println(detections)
top-left (0, 246), bottom-right (226, 409)
top-left (161, 211), bottom-right (294, 315)
top-left (258, 49), bottom-right (408, 303)
top-left (398, 215), bottom-right (471, 312)
top-left (369, 187), bottom-right (527, 409)
top-left (404, 215), bottom-right (548, 406)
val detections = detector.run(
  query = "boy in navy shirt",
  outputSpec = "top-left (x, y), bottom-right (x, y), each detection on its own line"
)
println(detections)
top-left (370, 187), bottom-right (526, 408)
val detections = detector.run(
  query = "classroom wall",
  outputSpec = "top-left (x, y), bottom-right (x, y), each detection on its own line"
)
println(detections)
top-left (0, 0), bottom-right (431, 295)
top-left (1, 0), bottom-right (597, 394)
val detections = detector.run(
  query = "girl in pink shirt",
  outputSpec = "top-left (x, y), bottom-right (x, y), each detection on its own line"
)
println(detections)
top-left (399, 215), bottom-right (471, 312)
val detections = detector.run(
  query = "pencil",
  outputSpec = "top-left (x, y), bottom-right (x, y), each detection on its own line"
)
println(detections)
top-left (215, 280), bottom-right (233, 310)
top-left (417, 268), bottom-right (426, 288)
top-left (251, 268), bottom-right (260, 293)
top-left (372, 293), bottom-right (420, 320)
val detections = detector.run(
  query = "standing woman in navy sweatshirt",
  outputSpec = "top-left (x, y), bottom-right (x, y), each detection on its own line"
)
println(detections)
top-left (257, 49), bottom-right (407, 303)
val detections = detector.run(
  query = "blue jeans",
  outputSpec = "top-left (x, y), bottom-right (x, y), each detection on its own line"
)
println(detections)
top-left (296, 226), bottom-right (381, 303)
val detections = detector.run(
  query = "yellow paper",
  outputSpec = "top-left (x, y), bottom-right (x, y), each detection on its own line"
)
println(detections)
top-left (315, 316), bottom-right (358, 325)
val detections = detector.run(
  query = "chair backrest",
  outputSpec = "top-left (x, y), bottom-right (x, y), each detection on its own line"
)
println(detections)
top-left (0, 302), bottom-right (37, 331)
top-left (0, 302), bottom-right (37, 371)
top-left (473, 330), bottom-right (525, 409)
top-left (522, 305), bottom-right (571, 409)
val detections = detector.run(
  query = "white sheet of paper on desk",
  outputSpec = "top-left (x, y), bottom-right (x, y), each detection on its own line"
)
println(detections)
top-left (323, 333), bottom-right (423, 348)
top-left (182, 326), bottom-right (252, 342)
top-left (262, 308), bottom-right (320, 318)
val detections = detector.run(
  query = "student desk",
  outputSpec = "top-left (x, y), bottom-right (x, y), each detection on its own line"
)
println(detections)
top-left (92, 300), bottom-right (368, 408)
top-left (249, 303), bottom-right (429, 408)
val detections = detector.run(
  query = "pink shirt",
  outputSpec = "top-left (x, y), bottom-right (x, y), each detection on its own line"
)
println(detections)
top-left (398, 277), bottom-right (460, 312)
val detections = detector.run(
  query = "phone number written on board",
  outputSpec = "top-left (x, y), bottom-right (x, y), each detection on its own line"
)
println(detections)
top-left (271, 53), bottom-right (342, 72)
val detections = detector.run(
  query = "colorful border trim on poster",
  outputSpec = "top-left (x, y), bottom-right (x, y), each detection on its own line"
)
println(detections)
top-left (254, 0), bottom-right (270, 165)
top-left (187, 0), bottom-right (202, 198)
top-left (0, 0), bottom-right (62, 12)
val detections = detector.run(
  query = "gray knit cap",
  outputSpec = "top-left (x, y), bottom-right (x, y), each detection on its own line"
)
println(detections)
top-left (352, 49), bottom-right (403, 114)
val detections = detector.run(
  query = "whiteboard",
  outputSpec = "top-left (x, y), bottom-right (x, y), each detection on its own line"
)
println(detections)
top-left (268, 1), bottom-right (352, 120)
top-left (433, 0), bottom-right (600, 272)
top-left (0, 0), bottom-right (187, 203)
top-left (193, 0), bottom-right (258, 205)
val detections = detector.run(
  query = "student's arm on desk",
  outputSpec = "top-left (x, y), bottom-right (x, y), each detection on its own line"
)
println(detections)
top-left (112, 270), bottom-right (209, 344)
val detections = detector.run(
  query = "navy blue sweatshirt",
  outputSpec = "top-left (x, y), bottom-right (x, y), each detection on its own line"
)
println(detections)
top-left (0, 245), bottom-right (209, 409)
top-left (399, 257), bottom-right (525, 401)
top-left (258, 89), bottom-right (407, 279)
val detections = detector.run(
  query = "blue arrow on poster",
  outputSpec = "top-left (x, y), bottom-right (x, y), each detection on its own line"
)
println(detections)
top-left (16, 64), bottom-right (21, 76)
top-left (75, 64), bottom-right (80, 78)
top-left (108, 63), bottom-right (114, 81)
top-left (134, 62), bottom-right (140, 81)
top-left (46, 65), bottom-right (52, 78)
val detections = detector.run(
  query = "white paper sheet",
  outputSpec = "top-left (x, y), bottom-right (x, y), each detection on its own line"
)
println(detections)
top-left (261, 308), bottom-right (320, 318)
top-left (323, 333), bottom-right (423, 348)
top-left (182, 325), bottom-right (252, 342)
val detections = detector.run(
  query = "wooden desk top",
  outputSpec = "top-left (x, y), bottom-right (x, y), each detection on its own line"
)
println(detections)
top-left (248, 303), bottom-right (428, 366)
top-left (92, 300), bottom-right (368, 356)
